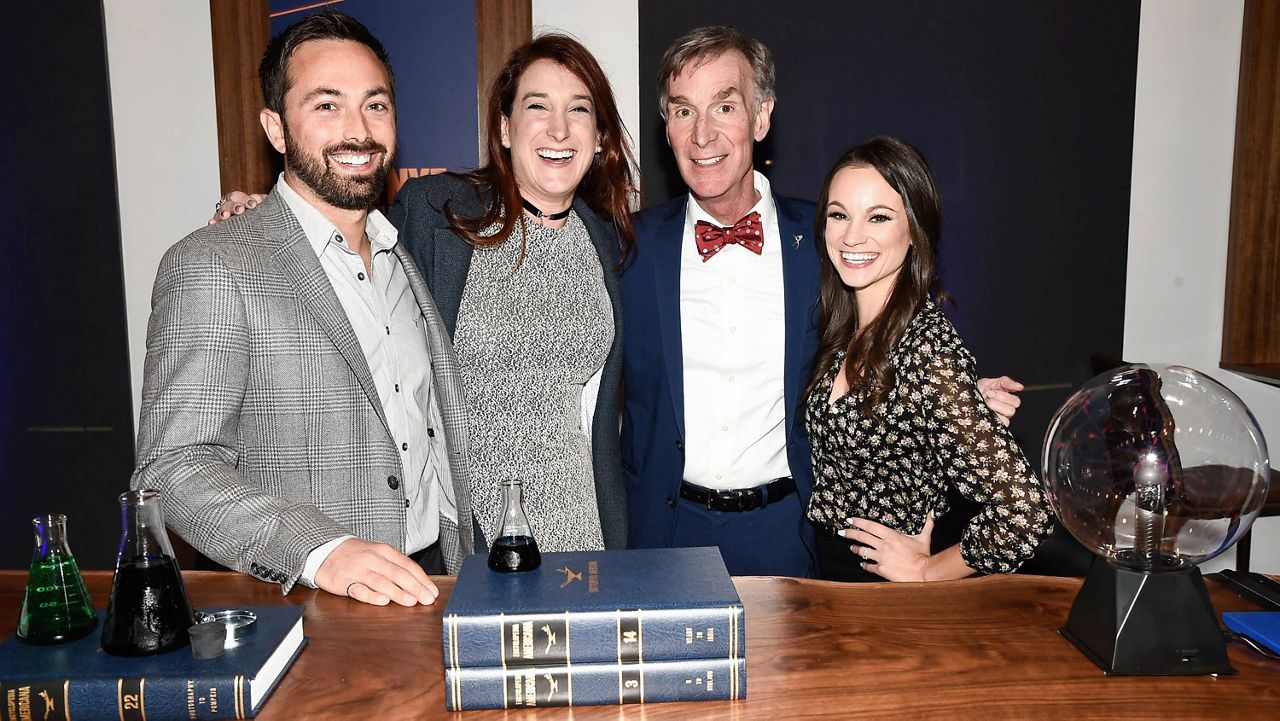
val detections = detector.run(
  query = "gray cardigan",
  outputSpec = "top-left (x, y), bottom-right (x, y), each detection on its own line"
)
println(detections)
top-left (389, 174), bottom-right (627, 549)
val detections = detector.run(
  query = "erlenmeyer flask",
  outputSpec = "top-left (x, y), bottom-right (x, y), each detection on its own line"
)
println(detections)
top-left (487, 479), bottom-right (542, 572)
top-left (100, 489), bottom-right (196, 656)
top-left (16, 513), bottom-right (97, 644)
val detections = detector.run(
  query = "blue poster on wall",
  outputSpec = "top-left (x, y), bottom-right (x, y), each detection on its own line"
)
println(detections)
top-left (270, 0), bottom-right (480, 195)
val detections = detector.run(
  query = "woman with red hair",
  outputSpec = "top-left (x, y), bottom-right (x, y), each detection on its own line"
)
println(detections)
top-left (391, 34), bottom-right (636, 554)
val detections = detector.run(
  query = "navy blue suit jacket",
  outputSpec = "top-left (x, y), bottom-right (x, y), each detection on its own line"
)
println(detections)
top-left (619, 192), bottom-right (822, 553)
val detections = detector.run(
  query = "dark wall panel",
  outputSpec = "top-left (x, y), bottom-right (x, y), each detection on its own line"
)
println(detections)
top-left (0, 3), bottom-right (135, 568)
top-left (639, 0), bottom-right (1138, 459)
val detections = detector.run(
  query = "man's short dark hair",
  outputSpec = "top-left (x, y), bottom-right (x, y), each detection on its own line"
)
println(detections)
top-left (259, 9), bottom-right (394, 116)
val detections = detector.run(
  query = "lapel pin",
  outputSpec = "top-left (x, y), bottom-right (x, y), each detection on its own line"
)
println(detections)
top-left (793, 234), bottom-right (803, 249)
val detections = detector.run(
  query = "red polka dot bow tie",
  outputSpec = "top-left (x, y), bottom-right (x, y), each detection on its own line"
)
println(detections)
top-left (694, 211), bottom-right (764, 261)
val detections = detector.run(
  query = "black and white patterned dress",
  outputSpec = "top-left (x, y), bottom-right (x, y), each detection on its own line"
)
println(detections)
top-left (456, 212), bottom-right (612, 552)
top-left (805, 301), bottom-right (1052, 575)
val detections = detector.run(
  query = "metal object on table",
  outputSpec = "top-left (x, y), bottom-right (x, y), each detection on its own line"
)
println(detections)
top-left (195, 609), bottom-right (258, 648)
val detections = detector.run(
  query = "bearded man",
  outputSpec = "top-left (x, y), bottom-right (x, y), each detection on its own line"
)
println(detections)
top-left (131, 10), bottom-right (471, 605)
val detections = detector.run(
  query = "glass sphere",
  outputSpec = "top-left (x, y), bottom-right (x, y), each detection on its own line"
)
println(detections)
top-left (1042, 364), bottom-right (1270, 571)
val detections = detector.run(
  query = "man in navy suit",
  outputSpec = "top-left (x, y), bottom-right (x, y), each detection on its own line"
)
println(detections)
top-left (620, 26), bottom-right (1020, 576)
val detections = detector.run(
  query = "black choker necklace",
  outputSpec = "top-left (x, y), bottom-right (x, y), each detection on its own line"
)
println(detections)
top-left (521, 197), bottom-right (572, 221)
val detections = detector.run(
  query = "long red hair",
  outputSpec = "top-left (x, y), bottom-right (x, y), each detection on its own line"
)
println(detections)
top-left (447, 34), bottom-right (637, 265)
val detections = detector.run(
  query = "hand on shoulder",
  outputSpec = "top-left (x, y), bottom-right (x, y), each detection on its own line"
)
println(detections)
top-left (209, 191), bottom-right (267, 225)
top-left (976, 375), bottom-right (1023, 426)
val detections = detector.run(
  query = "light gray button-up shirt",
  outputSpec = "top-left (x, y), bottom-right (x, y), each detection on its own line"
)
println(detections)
top-left (277, 176), bottom-right (455, 583)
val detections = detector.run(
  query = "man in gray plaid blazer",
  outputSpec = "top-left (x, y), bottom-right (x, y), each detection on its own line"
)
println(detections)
top-left (132, 11), bottom-right (472, 606)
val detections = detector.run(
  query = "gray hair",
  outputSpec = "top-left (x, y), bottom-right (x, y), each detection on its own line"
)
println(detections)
top-left (656, 26), bottom-right (776, 121)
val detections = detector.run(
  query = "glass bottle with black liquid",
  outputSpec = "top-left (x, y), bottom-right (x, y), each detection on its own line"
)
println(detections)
top-left (487, 479), bottom-right (542, 572)
top-left (101, 489), bottom-right (196, 656)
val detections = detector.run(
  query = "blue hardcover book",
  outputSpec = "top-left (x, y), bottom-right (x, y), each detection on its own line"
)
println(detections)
top-left (444, 656), bottom-right (745, 710)
top-left (1223, 611), bottom-right (1280, 654)
top-left (442, 547), bottom-right (746, 674)
top-left (0, 605), bottom-right (305, 721)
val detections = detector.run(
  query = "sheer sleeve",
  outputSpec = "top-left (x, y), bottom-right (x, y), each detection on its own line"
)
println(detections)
top-left (921, 347), bottom-right (1053, 574)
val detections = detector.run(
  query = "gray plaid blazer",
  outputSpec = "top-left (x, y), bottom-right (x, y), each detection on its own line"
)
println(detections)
top-left (132, 189), bottom-right (473, 592)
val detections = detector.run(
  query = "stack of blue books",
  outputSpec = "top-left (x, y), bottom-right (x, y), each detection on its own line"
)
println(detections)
top-left (441, 546), bottom-right (746, 711)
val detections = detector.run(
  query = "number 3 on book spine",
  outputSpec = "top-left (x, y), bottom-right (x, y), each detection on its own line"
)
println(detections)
top-left (619, 666), bottom-right (641, 704)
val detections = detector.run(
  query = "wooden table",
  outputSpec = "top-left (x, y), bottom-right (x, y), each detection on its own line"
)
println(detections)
top-left (3, 571), bottom-right (1277, 719)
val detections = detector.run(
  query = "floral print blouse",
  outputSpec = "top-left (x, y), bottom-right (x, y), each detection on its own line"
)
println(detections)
top-left (805, 301), bottom-right (1053, 574)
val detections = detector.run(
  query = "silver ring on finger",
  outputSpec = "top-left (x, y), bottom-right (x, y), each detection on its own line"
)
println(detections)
top-left (861, 546), bottom-right (869, 560)
top-left (345, 581), bottom-right (358, 597)
top-left (215, 198), bottom-right (227, 212)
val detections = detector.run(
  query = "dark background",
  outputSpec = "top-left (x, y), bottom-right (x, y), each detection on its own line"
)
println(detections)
top-left (1, 3), bottom-right (136, 569)
top-left (639, 0), bottom-right (1138, 465)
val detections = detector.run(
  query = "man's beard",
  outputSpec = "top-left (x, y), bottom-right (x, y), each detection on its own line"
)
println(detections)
top-left (283, 124), bottom-right (395, 210)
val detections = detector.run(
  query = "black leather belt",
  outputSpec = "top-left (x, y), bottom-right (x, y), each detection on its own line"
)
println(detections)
top-left (679, 477), bottom-right (797, 513)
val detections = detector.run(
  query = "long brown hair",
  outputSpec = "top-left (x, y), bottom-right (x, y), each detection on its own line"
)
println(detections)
top-left (806, 136), bottom-right (949, 416)
top-left (447, 34), bottom-right (637, 265)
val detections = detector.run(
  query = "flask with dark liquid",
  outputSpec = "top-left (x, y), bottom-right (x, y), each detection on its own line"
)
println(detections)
top-left (17, 513), bottom-right (97, 644)
top-left (101, 489), bottom-right (196, 656)
top-left (487, 479), bottom-right (542, 572)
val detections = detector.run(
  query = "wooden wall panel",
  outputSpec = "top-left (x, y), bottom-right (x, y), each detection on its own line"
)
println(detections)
top-left (475, 0), bottom-right (532, 163)
top-left (1221, 0), bottom-right (1280, 386)
top-left (209, 0), bottom-right (275, 195)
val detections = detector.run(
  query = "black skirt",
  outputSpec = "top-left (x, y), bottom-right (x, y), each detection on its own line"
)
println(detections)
top-left (815, 532), bottom-right (882, 582)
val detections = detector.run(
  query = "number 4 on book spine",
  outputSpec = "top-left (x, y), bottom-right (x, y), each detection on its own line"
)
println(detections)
top-left (618, 612), bottom-right (641, 663)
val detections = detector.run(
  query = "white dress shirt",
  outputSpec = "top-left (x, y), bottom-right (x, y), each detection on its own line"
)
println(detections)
top-left (276, 176), bottom-right (456, 584)
top-left (680, 171), bottom-right (792, 490)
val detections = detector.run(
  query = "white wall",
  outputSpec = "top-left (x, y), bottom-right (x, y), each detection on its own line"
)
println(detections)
top-left (1125, 0), bottom-right (1280, 573)
top-left (532, 0), bottom-right (642, 181)
top-left (103, 0), bottom-right (222, 427)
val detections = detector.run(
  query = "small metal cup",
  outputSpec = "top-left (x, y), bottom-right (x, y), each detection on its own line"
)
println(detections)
top-left (189, 621), bottom-right (226, 659)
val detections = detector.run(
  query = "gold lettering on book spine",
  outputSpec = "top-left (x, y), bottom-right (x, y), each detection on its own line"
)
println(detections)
top-left (116, 678), bottom-right (146, 721)
top-left (16, 686), bottom-right (30, 721)
top-left (523, 672), bottom-right (536, 706)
